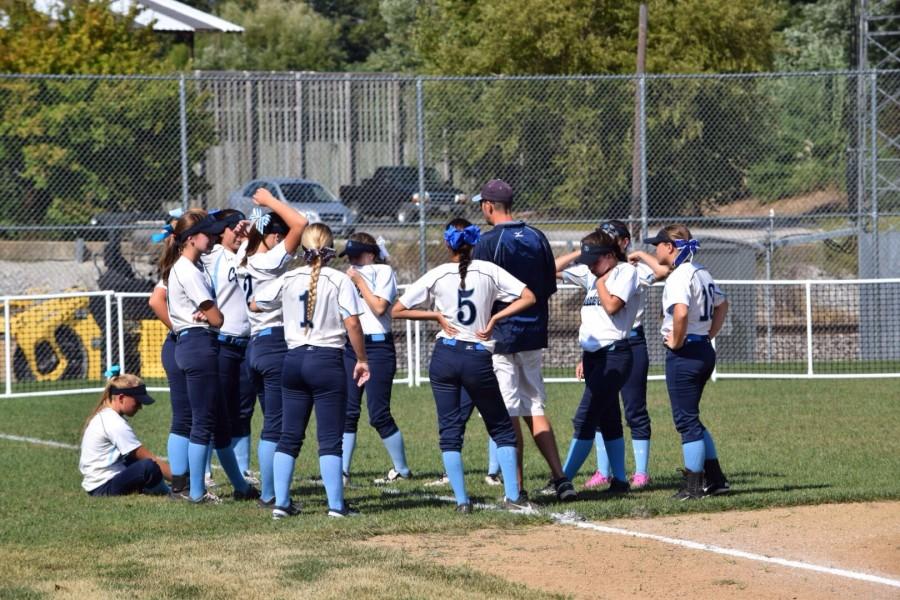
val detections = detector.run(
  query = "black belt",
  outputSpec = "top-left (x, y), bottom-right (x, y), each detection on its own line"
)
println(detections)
top-left (217, 334), bottom-right (249, 347)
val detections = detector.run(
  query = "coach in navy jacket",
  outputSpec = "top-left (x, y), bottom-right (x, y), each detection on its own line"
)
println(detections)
top-left (472, 179), bottom-right (576, 502)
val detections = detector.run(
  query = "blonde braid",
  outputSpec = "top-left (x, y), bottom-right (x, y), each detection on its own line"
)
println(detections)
top-left (306, 257), bottom-right (321, 334)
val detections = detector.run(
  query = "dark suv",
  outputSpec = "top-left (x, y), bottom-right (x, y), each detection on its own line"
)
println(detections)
top-left (340, 166), bottom-right (470, 223)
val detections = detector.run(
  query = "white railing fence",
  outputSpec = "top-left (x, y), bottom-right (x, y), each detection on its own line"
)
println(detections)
top-left (2, 279), bottom-right (899, 398)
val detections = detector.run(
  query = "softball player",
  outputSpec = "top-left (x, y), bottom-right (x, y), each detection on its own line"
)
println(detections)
top-left (201, 209), bottom-right (258, 482)
top-left (392, 218), bottom-right (537, 513)
top-left (645, 224), bottom-right (730, 500)
top-left (255, 223), bottom-right (370, 519)
top-left (556, 229), bottom-right (640, 493)
top-left (79, 372), bottom-right (171, 496)
top-left (160, 210), bottom-right (258, 503)
top-left (149, 210), bottom-right (197, 497)
top-left (339, 232), bottom-right (411, 485)
top-left (239, 189), bottom-right (307, 506)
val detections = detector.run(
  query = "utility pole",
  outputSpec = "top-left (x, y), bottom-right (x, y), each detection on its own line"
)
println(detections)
top-left (630, 4), bottom-right (648, 241)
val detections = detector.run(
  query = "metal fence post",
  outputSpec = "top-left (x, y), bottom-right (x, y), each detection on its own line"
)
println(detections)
top-left (116, 294), bottom-right (126, 372)
top-left (765, 209), bottom-right (774, 362)
top-left (639, 74), bottom-right (648, 241)
top-left (869, 71), bottom-right (879, 277)
top-left (416, 77), bottom-right (427, 276)
top-left (104, 293), bottom-right (113, 376)
top-left (4, 298), bottom-right (10, 397)
top-left (805, 281), bottom-right (813, 377)
top-left (179, 74), bottom-right (190, 211)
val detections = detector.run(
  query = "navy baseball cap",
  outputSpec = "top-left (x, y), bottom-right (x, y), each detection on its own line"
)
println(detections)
top-left (472, 179), bottom-right (513, 203)
top-left (339, 239), bottom-right (379, 257)
top-left (643, 228), bottom-right (674, 245)
top-left (109, 384), bottom-right (155, 405)
top-left (575, 243), bottom-right (617, 265)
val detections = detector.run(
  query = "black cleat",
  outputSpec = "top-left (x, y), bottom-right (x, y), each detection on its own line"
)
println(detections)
top-left (672, 469), bottom-right (704, 501)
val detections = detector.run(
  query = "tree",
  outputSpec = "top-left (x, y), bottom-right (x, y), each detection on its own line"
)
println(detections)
top-left (359, 0), bottom-right (423, 72)
top-left (194, 0), bottom-right (346, 71)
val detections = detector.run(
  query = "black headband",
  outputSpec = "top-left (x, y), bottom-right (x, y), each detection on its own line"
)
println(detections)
top-left (110, 384), bottom-right (147, 396)
top-left (340, 240), bottom-right (379, 257)
top-left (176, 215), bottom-right (226, 243)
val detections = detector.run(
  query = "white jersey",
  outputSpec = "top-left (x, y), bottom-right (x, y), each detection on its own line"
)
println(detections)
top-left (167, 256), bottom-right (215, 333)
top-left (351, 264), bottom-right (397, 335)
top-left (255, 266), bottom-right (363, 349)
top-left (562, 262), bottom-right (640, 352)
top-left (660, 262), bottom-right (726, 339)
top-left (202, 245), bottom-right (250, 337)
top-left (79, 407), bottom-right (142, 492)
top-left (633, 262), bottom-right (657, 329)
top-left (398, 259), bottom-right (526, 353)
top-left (238, 241), bottom-right (293, 334)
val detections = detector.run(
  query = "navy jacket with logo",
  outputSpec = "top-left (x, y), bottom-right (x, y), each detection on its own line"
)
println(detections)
top-left (473, 220), bottom-right (557, 354)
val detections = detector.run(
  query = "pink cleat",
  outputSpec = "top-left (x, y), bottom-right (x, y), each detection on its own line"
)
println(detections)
top-left (630, 473), bottom-right (651, 489)
top-left (583, 471), bottom-right (611, 489)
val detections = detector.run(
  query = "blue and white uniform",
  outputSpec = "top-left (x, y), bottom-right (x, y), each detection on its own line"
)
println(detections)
top-left (155, 279), bottom-right (190, 485)
top-left (560, 261), bottom-right (639, 485)
top-left (202, 244), bottom-right (256, 475)
top-left (341, 264), bottom-right (410, 482)
top-left (661, 262), bottom-right (726, 474)
top-left (237, 241), bottom-right (293, 504)
top-left (397, 259), bottom-right (527, 506)
top-left (256, 265), bottom-right (363, 515)
top-left (168, 255), bottom-right (250, 501)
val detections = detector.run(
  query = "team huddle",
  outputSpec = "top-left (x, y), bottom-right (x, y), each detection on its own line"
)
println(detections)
top-left (78, 178), bottom-right (731, 517)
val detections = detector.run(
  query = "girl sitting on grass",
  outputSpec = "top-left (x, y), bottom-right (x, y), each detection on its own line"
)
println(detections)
top-left (79, 371), bottom-right (172, 497)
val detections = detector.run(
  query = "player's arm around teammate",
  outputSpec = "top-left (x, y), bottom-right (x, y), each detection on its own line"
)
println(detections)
top-left (558, 229), bottom-right (640, 493)
top-left (392, 219), bottom-right (536, 513)
top-left (79, 373), bottom-right (172, 497)
top-left (239, 190), bottom-right (308, 507)
top-left (259, 223), bottom-right (370, 519)
top-left (646, 224), bottom-right (730, 500)
top-left (161, 210), bottom-right (258, 504)
top-left (339, 233), bottom-right (411, 485)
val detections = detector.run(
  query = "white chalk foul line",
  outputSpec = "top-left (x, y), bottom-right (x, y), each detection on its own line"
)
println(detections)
top-left (0, 433), bottom-right (79, 450)
top-left (416, 491), bottom-right (900, 590)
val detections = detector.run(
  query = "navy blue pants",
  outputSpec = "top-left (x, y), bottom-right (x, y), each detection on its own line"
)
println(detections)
top-left (428, 341), bottom-right (516, 452)
top-left (572, 343), bottom-right (632, 440)
top-left (247, 327), bottom-right (287, 444)
top-left (217, 338), bottom-right (256, 438)
top-left (620, 330), bottom-right (651, 440)
top-left (665, 338), bottom-right (716, 444)
top-left (88, 458), bottom-right (162, 496)
top-left (343, 338), bottom-right (398, 438)
top-left (175, 328), bottom-right (231, 448)
top-left (161, 332), bottom-right (191, 438)
top-left (277, 345), bottom-right (346, 458)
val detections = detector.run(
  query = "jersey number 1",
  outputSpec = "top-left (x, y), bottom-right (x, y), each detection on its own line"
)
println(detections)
top-left (457, 289), bottom-right (476, 326)
top-left (298, 291), bottom-right (314, 329)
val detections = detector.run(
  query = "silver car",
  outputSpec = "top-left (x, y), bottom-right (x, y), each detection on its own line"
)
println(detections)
top-left (228, 178), bottom-right (357, 236)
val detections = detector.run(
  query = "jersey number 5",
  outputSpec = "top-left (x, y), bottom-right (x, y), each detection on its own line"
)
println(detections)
top-left (457, 289), bottom-right (476, 326)
top-left (699, 283), bottom-right (717, 322)
top-left (298, 291), bottom-right (314, 329)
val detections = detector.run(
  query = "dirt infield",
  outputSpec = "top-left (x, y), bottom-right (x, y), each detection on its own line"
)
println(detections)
top-left (365, 501), bottom-right (900, 599)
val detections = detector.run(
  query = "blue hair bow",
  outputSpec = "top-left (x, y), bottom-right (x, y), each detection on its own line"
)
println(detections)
top-left (249, 207), bottom-right (271, 235)
top-left (104, 364), bottom-right (121, 378)
top-left (168, 208), bottom-right (184, 220)
top-left (150, 224), bottom-right (174, 244)
top-left (673, 238), bottom-right (700, 267)
top-left (443, 224), bottom-right (481, 250)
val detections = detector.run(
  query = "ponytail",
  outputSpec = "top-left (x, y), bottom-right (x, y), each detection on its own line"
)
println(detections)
top-left (300, 223), bottom-right (335, 334)
top-left (158, 209), bottom-right (206, 284)
top-left (83, 372), bottom-right (144, 431)
top-left (444, 218), bottom-right (480, 289)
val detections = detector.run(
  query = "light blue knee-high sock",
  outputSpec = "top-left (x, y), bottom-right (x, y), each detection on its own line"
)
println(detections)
top-left (257, 440), bottom-right (277, 502)
top-left (144, 479), bottom-right (171, 495)
top-left (342, 433), bottom-right (357, 475)
top-left (232, 436), bottom-right (251, 473)
top-left (496, 444), bottom-right (520, 501)
top-left (487, 438), bottom-right (499, 475)
top-left (563, 438), bottom-right (595, 481)
top-left (188, 442), bottom-right (209, 500)
top-left (205, 442), bottom-right (214, 477)
top-left (320, 455), bottom-right (344, 511)
top-left (682, 440), bottom-right (705, 472)
top-left (382, 431), bottom-right (410, 476)
top-left (702, 430), bottom-right (718, 460)
top-left (632, 439), bottom-right (650, 475)
top-left (273, 451), bottom-right (296, 508)
top-left (441, 451), bottom-right (468, 505)
top-left (166, 434), bottom-right (190, 476)
top-left (215, 447), bottom-right (249, 493)
top-left (594, 430), bottom-right (610, 475)
top-left (604, 437), bottom-right (627, 482)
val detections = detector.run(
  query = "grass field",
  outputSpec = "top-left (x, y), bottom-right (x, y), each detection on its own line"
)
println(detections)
top-left (0, 379), bottom-right (898, 598)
